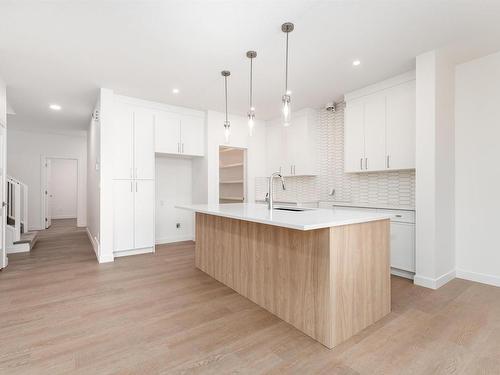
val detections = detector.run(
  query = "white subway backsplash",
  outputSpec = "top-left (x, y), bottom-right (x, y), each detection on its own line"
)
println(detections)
top-left (256, 103), bottom-right (415, 208)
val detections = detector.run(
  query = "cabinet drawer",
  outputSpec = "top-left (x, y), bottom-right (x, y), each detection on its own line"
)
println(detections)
top-left (377, 209), bottom-right (415, 223)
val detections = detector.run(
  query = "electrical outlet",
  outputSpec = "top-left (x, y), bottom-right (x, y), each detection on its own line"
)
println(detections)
top-left (176, 223), bottom-right (181, 229)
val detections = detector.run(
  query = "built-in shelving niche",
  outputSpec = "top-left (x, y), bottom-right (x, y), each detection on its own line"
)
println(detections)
top-left (219, 146), bottom-right (246, 203)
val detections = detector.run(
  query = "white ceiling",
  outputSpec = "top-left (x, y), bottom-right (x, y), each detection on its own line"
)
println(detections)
top-left (1, 0), bottom-right (500, 131)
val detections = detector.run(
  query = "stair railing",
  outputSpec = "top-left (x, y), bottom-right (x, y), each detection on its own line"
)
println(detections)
top-left (6, 176), bottom-right (28, 242)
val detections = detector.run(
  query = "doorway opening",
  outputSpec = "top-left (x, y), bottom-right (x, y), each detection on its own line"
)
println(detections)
top-left (42, 158), bottom-right (78, 229)
top-left (219, 146), bottom-right (247, 203)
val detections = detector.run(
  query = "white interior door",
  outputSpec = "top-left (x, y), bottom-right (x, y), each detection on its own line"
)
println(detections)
top-left (45, 158), bottom-right (52, 228)
top-left (0, 127), bottom-right (6, 269)
top-left (134, 180), bottom-right (154, 249)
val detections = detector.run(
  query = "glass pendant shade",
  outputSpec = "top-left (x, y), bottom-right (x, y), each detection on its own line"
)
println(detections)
top-left (247, 107), bottom-right (255, 135)
top-left (224, 120), bottom-right (231, 143)
top-left (282, 94), bottom-right (291, 126)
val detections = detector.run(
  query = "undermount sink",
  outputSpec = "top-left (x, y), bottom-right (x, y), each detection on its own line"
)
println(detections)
top-left (273, 207), bottom-right (313, 212)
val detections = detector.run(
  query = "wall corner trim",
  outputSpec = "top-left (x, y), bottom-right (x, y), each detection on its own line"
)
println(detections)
top-left (414, 269), bottom-right (456, 289)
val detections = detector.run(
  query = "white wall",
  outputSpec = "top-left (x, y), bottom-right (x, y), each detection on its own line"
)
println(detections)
top-left (49, 158), bottom-right (78, 219)
top-left (155, 156), bottom-right (194, 243)
top-left (87, 102), bottom-right (100, 257)
top-left (455, 51), bottom-right (500, 287)
top-left (7, 129), bottom-right (87, 230)
top-left (0, 77), bottom-right (6, 126)
top-left (204, 110), bottom-right (267, 204)
top-left (414, 50), bottom-right (456, 289)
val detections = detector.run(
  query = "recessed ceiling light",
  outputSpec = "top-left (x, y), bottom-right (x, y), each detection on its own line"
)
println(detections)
top-left (172, 88), bottom-right (179, 94)
top-left (49, 104), bottom-right (61, 111)
top-left (352, 60), bottom-right (361, 67)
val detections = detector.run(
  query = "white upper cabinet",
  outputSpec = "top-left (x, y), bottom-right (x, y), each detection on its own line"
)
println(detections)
top-left (112, 103), bottom-right (134, 179)
top-left (344, 99), bottom-right (366, 172)
top-left (386, 80), bottom-right (416, 170)
top-left (180, 115), bottom-right (204, 156)
top-left (133, 108), bottom-right (155, 179)
top-left (155, 111), bottom-right (181, 154)
top-left (266, 109), bottom-right (318, 176)
top-left (363, 93), bottom-right (387, 171)
top-left (344, 72), bottom-right (416, 173)
top-left (155, 111), bottom-right (204, 157)
top-left (113, 103), bottom-right (155, 180)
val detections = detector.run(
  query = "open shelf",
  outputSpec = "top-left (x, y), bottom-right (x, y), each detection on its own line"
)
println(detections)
top-left (219, 180), bottom-right (244, 184)
top-left (219, 196), bottom-right (244, 201)
top-left (219, 162), bottom-right (243, 169)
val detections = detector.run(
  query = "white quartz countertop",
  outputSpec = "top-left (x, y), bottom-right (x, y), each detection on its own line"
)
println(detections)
top-left (176, 203), bottom-right (391, 231)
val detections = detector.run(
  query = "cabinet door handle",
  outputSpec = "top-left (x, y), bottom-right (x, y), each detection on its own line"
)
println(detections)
top-left (182, 143), bottom-right (184, 153)
top-left (365, 157), bottom-right (368, 170)
top-left (360, 158), bottom-right (363, 170)
top-left (386, 155), bottom-right (390, 168)
top-left (136, 181), bottom-right (138, 192)
top-left (290, 165), bottom-right (293, 175)
top-left (293, 165), bottom-right (296, 175)
top-left (130, 181), bottom-right (133, 192)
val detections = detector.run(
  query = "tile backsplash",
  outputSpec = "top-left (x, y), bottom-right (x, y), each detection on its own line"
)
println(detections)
top-left (255, 103), bottom-right (415, 208)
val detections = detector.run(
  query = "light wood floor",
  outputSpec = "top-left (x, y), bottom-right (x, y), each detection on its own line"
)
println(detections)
top-left (1, 220), bottom-right (500, 374)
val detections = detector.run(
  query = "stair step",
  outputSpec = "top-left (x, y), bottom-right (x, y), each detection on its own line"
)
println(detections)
top-left (14, 231), bottom-right (39, 250)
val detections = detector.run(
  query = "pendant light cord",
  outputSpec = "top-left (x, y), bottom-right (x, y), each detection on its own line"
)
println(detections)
top-left (224, 76), bottom-right (228, 123)
top-left (250, 57), bottom-right (253, 109)
top-left (285, 31), bottom-right (289, 93)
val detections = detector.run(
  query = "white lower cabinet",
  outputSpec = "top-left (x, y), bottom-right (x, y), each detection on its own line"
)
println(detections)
top-left (390, 222), bottom-right (415, 273)
top-left (113, 179), bottom-right (155, 254)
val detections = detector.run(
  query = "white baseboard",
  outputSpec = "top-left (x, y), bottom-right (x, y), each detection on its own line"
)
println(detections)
top-left (29, 226), bottom-right (44, 231)
top-left (98, 253), bottom-right (114, 263)
top-left (456, 269), bottom-right (500, 287)
top-left (114, 247), bottom-right (154, 258)
top-left (414, 269), bottom-right (456, 289)
top-left (7, 243), bottom-right (30, 254)
top-left (391, 268), bottom-right (415, 280)
top-left (85, 228), bottom-right (100, 259)
top-left (156, 235), bottom-right (194, 245)
top-left (52, 215), bottom-right (77, 220)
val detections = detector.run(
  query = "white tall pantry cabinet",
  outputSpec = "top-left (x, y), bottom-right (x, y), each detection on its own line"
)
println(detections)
top-left (112, 100), bottom-right (155, 256)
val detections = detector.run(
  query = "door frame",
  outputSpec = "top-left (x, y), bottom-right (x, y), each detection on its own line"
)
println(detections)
top-left (40, 156), bottom-right (79, 230)
top-left (0, 125), bottom-right (6, 269)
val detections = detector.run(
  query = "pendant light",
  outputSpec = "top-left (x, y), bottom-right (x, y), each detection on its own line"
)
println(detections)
top-left (221, 70), bottom-right (231, 143)
top-left (246, 50), bottom-right (257, 136)
top-left (281, 22), bottom-right (294, 127)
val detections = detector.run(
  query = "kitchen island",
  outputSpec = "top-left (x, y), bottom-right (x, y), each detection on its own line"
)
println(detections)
top-left (178, 203), bottom-right (391, 348)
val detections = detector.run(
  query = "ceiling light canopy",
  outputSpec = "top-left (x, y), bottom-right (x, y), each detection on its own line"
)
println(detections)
top-left (352, 59), bottom-right (361, 66)
top-left (172, 88), bottom-right (179, 94)
top-left (49, 104), bottom-right (61, 111)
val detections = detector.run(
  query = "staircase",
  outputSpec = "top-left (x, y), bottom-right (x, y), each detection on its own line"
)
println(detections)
top-left (6, 176), bottom-right (38, 253)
